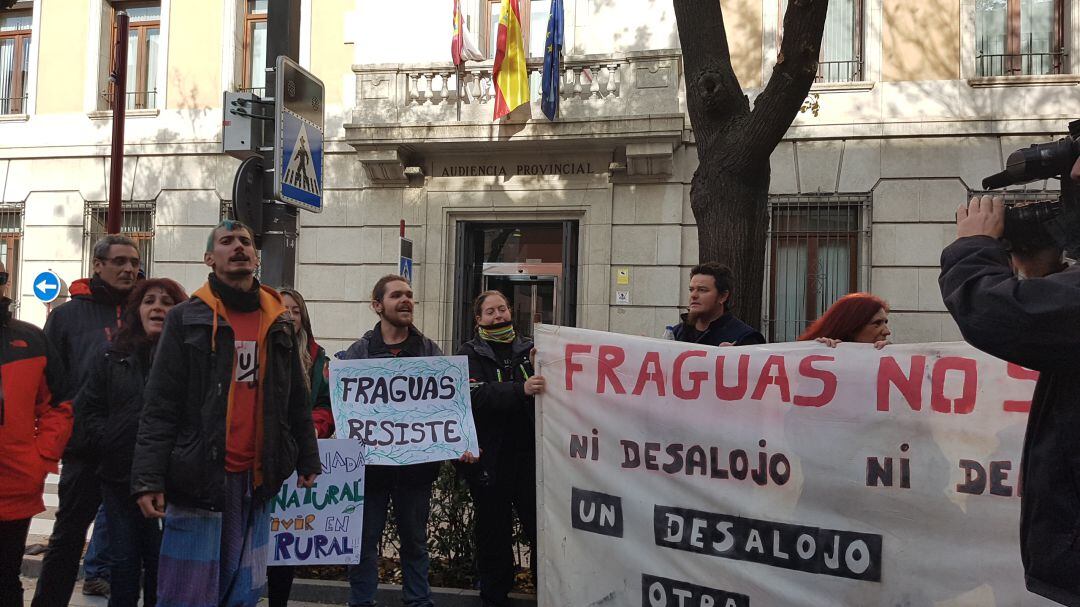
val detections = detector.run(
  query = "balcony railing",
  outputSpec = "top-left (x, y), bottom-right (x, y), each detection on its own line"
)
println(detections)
top-left (0, 95), bottom-right (27, 115)
top-left (352, 50), bottom-right (683, 125)
top-left (976, 45), bottom-right (1067, 77)
top-left (100, 89), bottom-right (158, 111)
top-left (815, 58), bottom-right (862, 83)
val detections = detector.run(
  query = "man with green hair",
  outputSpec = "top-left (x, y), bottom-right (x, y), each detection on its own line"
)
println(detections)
top-left (131, 220), bottom-right (320, 606)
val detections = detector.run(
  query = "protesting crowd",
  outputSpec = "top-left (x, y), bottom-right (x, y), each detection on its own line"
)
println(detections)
top-left (1, 152), bottom-right (1079, 607)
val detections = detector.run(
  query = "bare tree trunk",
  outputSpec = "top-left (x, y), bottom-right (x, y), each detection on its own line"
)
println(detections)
top-left (673, 0), bottom-right (830, 331)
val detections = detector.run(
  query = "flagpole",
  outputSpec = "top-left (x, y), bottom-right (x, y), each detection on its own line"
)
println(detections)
top-left (456, 66), bottom-right (463, 122)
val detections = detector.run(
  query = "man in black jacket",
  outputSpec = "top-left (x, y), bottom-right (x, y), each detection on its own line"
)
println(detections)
top-left (342, 274), bottom-right (455, 607)
top-left (939, 173), bottom-right (1080, 606)
top-left (671, 262), bottom-right (765, 347)
top-left (33, 234), bottom-right (140, 604)
top-left (130, 220), bottom-right (319, 606)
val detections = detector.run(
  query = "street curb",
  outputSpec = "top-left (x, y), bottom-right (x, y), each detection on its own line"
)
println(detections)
top-left (22, 554), bottom-right (537, 606)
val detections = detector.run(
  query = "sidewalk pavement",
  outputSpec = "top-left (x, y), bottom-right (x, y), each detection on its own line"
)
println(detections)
top-left (21, 554), bottom-right (537, 606)
top-left (18, 576), bottom-right (327, 606)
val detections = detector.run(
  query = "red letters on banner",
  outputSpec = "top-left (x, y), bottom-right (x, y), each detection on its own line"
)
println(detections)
top-left (1003, 363), bottom-right (1039, 413)
top-left (876, 356), bottom-right (927, 412)
top-left (562, 344), bottom-right (1034, 415)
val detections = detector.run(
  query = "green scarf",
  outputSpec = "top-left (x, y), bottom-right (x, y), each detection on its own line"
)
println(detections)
top-left (478, 321), bottom-right (516, 344)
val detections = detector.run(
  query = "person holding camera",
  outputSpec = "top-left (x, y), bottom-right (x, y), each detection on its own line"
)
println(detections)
top-left (939, 155), bottom-right (1080, 606)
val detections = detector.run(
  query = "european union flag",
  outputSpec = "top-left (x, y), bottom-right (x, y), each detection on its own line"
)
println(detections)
top-left (541, 0), bottom-right (564, 121)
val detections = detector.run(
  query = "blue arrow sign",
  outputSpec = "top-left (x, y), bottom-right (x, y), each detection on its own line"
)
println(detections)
top-left (399, 257), bottom-right (413, 284)
top-left (33, 270), bottom-right (61, 303)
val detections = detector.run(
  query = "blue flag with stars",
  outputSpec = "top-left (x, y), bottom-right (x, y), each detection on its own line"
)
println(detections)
top-left (541, 0), bottom-right (564, 121)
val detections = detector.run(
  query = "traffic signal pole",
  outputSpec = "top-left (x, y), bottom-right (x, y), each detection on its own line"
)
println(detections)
top-left (260, 0), bottom-right (302, 288)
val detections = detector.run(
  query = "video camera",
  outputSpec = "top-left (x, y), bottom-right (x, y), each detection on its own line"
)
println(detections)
top-left (983, 119), bottom-right (1080, 255)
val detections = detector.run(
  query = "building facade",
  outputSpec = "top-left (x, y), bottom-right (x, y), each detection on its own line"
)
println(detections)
top-left (1, 0), bottom-right (1078, 353)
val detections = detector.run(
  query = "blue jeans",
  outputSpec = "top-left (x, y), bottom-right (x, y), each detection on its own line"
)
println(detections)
top-left (101, 482), bottom-right (160, 607)
top-left (83, 505), bottom-right (110, 580)
top-left (347, 482), bottom-right (433, 607)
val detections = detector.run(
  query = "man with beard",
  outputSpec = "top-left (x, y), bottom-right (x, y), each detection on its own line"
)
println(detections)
top-left (341, 275), bottom-right (475, 607)
top-left (33, 235), bottom-right (140, 604)
top-left (130, 220), bottom-right (319, 607)
top-left (670, 262), bottom-right (765, 347)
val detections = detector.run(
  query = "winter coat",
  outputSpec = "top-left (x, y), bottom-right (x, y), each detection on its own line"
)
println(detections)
top-left (0, 299), bottom-right (73, 521)
top-left (940, 235), bottom-right (1080, 606)
top-left (456, 335), bottom-right (535, 485)
top-left (130, 284), bottom-right (320, 510)
top-left (77, 343), bottom-right (151, 487)
top-left (671, 312), bottom-right (765, 347)
top-left (308, 341), bottom-right (334, 438)
top-left (43, 276), bottom-right (126, 458)
top-left (338, 322), bottom-right (443, 487)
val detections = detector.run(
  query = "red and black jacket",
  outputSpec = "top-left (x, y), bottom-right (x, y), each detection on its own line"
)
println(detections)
top-left (0, 299), bottom-right (73, 521)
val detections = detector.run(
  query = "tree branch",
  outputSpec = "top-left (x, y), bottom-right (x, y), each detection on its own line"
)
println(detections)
top-left (673, 0), bottom-right (751, 153)
top-left (739, 0), bottom-right (830, 169)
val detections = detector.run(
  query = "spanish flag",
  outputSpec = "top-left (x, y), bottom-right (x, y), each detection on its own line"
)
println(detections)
top-left (492, 0), bottom-right (528, 120)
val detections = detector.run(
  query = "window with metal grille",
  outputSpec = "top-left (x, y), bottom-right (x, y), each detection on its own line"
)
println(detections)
top-left (976, 0), bottom-right (1065, 76)
top-left (780, 0), bottom-right (864, 83)
top-left (240, 0), bottom-right (267, 96)
top-left (0, 203), bottom-right (24, 308)
top-left (765, 194), bottom-right (871, 342)
top-left (220, 199), bottom-right (235, 221)
top-left (85, 202), bottom-right (155, 276)
top-left (102, 1), bottom-right (161, 110)
top-left (0, 10), bottom-right (31, 115)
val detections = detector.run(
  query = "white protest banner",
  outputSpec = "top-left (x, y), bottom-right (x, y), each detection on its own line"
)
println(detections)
top-left (330, 356), bottom-right (479, 465)
top-left (535, 325), bottom-right (1054, 607)
top-left (269, 439), bottom-right (364, 565)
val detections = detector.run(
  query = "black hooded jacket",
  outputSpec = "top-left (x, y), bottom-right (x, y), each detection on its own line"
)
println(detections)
top-left (456, 335), bottom-right (535, 485)
top-left (671, 312), bottom-right (765, 347)
top-left (338, 322), bottom-right (444, 487)
top-left (940, 235), bottom-right (1080, 606)
top-left (43, 276), bottom-right (127, 458)
top-left (130, 282), bottom-right (320, 509)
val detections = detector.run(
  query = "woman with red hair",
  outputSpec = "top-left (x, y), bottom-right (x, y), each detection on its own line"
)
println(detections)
top-left (798, 293), bottom-right (891, 349)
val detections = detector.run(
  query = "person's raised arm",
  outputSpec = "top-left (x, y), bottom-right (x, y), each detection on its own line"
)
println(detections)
top-left (940, 195), bottom-right (1080, 371)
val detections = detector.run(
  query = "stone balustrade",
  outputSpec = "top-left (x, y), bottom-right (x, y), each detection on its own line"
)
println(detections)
top-left (352, 49), bottom-right (683, 125)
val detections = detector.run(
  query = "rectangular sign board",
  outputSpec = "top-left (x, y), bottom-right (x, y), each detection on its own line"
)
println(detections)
top-left (330, 356), bottom-right (480, 466)
top-left (274, 55), bottom-right (324, 213)
top-left (269, 439), bottom-right (364, 565)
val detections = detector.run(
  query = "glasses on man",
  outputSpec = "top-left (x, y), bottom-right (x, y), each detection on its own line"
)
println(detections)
top-left (99, 256), bottom-right (141, 269)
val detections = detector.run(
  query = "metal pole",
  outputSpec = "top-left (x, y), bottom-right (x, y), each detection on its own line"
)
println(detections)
top-left (107, 11), bottom-right (129, 235)
top-left (258, 0), bottom-right (302, 288)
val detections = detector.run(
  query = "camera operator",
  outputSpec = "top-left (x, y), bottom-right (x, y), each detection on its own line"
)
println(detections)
top-left (938, 156), bottom-right (1080, 607)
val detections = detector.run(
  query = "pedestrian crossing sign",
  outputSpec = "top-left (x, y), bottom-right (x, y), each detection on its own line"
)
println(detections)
top-left (273, 56), bottom-right (324, 213)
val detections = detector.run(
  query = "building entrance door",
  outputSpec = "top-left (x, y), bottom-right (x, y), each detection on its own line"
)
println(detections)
top-left (482, 262), bottom-right (561, 341)
top-left (453, 221), bottom-right (578, 350)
